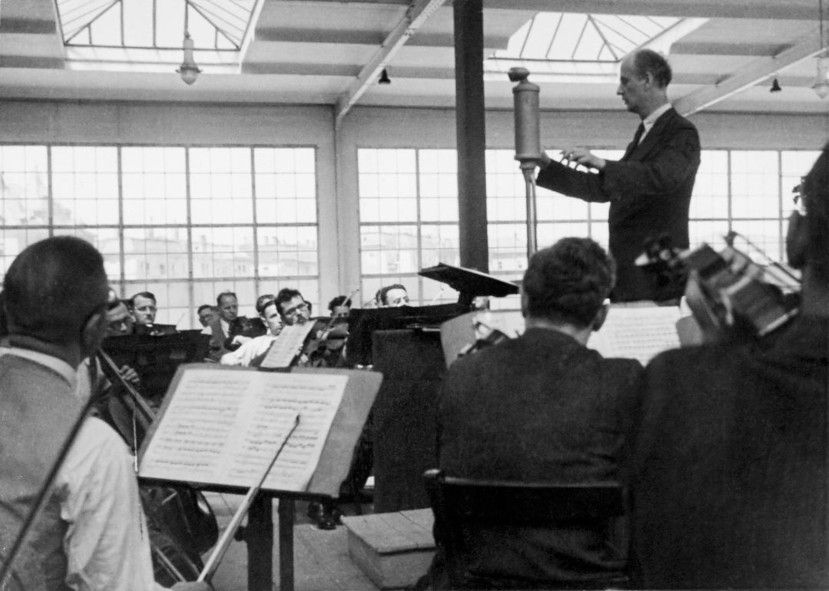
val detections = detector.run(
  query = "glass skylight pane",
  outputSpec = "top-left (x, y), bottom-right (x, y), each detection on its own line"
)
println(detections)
top-left (89, 4), bottom-right (121, 45)
top-left (122, 0), bottom-right (153, 47)
top-left (547, 14), bottom-right (587, 60)
top-left (572, 21), bottom-right (605, 60)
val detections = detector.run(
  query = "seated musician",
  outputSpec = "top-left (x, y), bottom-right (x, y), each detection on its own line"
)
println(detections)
top-left (196, 304), bottom-right (218, 330)
top-left (220, 294), bottom-right (283, 367)
top-left (428, 237), bottom-right (642, 588)
top-left (129, 291), bottom-right (177, 336)
top-left (625, 145), bottom-right (829, 588)
top-left (375, 283), bottom-right (410, 307)
top-left (207, 291), bottom-right (266, 361)
top-left (0, 236), bottom-right (208, 591)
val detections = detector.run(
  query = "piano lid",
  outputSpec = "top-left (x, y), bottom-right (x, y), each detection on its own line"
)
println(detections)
top-left (418, 262), bottom-right (519, 300)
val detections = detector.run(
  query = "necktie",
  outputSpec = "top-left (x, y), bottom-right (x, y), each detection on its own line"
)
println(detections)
top-left (623, 123), bottom-right (645, 160)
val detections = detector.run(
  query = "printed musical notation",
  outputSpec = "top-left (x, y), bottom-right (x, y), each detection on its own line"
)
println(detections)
top-left (589, 305), bottom-right (682, 365)
top-left (139, 368), bottom-right (348, 492)
top-left (258, 322), bottom-right (316, 369)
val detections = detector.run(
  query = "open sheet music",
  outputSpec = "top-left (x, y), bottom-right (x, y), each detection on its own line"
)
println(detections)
top-left (588, 305), bottom-right (682, 365)
top-left (139, 366), bottom-right (347, 492)
top-left (258, 322), bottom-right (317, 369)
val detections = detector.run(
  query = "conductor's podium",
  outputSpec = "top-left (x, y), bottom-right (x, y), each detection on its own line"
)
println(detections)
top-left (342, 509), bottom-right (436, 589)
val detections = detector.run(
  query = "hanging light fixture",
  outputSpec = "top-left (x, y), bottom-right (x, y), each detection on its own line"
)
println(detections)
top-left (814, 0), bottom-right (829, 98)
top-left (378, 68), bottom-right (391, 85)
top-left (177, 32), bottom-right (201, 85)
top-left (770, 77), bottom-right (782, 92)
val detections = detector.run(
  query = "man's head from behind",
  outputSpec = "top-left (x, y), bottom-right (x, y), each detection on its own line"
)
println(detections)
top-left (788, 143), bottom-right (829, 283)
top-left (275, 288), bottom-right (310, 326)
top-left (617, 49), bottom-right (671, 117)
top-left (216, 291), bottom-right (238, 322)
top-left (3, 236), bottom-right (109, 358)
top-left (522, 237), bottom-right (615, 331)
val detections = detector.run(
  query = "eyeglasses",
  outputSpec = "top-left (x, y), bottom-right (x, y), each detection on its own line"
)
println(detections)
top-left (283, 302), bottom-right (310, 317)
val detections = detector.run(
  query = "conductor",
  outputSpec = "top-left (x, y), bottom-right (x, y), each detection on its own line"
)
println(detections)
top-left (536, 49), bottom-right (700, 302)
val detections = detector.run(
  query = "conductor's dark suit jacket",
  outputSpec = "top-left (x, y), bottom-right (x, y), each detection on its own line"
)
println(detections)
top-left (435, 327), bottom-right (642, 587)
top-left (625, 316), bottom-right (829, 588)
top-left (537, 108), bottom-right (700, 302)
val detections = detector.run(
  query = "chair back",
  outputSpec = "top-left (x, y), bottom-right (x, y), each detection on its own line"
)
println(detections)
top-left (423, 468), bottom-right (625, 589)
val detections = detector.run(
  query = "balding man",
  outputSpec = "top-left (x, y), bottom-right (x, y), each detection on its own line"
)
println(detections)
top-left (0, 236), bottom-right (208, 591)
top-left (536, 49), bottom-right (700, 302)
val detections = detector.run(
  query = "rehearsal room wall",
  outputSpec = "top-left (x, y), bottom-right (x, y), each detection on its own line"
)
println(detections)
top-left (0, 99), bottom-right (827, 300)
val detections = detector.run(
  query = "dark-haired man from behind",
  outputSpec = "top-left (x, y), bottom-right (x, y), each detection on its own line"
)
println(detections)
top-left (432, 237), bottom-right (642, 588)
top-left (0, 236), bottom-right (208, 590)
top-left (536, 49), bottom-right (700, 302)
top-left (625, 146), bottom-right (829, 588)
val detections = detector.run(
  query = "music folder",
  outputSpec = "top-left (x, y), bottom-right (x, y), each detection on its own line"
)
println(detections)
top-left (137, 364), bottom-right (382, 497)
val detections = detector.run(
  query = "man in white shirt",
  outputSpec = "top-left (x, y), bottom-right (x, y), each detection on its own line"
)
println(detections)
top-left (220, 294), bottom-right (283, 367)
top-left (0, 236), bottom-right (209, 591)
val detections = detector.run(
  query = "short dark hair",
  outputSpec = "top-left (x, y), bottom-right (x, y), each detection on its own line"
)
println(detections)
top-left (129, 291), bottom-right (156, 309)
top-left (522, 237), bottom-right (615, 327)
top-left (328, 295), bottom-right (351, 313)
top-left (802, 143), bottom-right (829, 281)
top-left (376, 283), bottom-right (407, 306)
top-left (275, 288), bottom-right (303, 315)
top-left (197, 304), bottom-right (213, 315)
top-left (255, 293), bottom-right (276, 315)
top-left (632, 49), bottom-right (672, 87)
top-left (216, 291), bottom-right (237, 306)
top-left (3, 236), bottom-right (108, 345)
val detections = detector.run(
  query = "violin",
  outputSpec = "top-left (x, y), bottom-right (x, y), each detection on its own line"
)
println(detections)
top-left (639, 233), bottom-right (801, 343)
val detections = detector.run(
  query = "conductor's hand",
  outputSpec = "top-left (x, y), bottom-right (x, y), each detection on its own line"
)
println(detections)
top-left (561, 148), bottom-right (606, 171)
top-left (171, 582), bottom-right (213, 591)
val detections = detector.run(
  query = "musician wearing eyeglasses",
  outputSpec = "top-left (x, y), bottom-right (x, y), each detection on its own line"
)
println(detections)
top-left (0, 236), bottom-right (209, 590)
top-left (625, 145), bottom-right (829, 588)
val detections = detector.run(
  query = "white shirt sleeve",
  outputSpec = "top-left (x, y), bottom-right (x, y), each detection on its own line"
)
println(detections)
top-left (57, 418), bottom-right (163, 591)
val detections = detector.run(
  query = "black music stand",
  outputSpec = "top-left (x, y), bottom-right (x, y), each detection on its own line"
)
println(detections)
top-left (345, 303), bottom-right (466, 367)
top-left (102, 330), bottom-right (210, 403)
top-left (418, 262), bottom-right (519, 307)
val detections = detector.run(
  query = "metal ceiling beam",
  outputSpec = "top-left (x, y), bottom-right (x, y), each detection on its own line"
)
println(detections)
top-left (334, 0), bottom-right (447, 126)
top-left (673, 32), bottom-right (825, 116)
top-left (287, 0), bottom-right (820, 20)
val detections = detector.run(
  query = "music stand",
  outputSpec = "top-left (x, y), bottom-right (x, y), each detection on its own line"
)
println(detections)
top-left (419, 262), bottom-right (519, 307)
top-left (345, 303), bottom-right (466, 367)
top-left (102, 330), bottom-right (210, 403)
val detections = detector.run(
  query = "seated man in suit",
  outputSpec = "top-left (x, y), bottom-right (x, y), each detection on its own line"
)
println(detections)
top-left (207, 291), bottom-right (265, 361)
top-left (197, 304), bottom-right (218, 330)
top-left (625, 146), bottom-right (829, 588)
top-left (128, 291), bottom-right (177, 335)
top-left (220, 294), bottom-right (283, 367)
top-left (430, 237), bottom-right (642, 588)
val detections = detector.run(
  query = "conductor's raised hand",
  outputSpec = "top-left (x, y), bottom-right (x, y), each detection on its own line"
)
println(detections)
top-left (560, 147), bottom-right (606, 171)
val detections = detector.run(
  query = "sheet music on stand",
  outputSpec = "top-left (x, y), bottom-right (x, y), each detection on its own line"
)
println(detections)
top-left (138, 365), bottom-right (347, 492)
top-left (258, 322), bottom-right (316, 369)
top-left (589, 305), bottom-right (683, 365)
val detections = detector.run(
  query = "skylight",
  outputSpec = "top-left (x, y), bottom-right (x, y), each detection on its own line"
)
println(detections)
top-left (56, 0), bottom-right (256, 49)
top-left (486, 12), bottom-right (696, 82)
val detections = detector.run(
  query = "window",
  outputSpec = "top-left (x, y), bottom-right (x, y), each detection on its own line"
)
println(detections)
top-left (358, 147), bottom-right (818, 308)
top-left (0, 144), bottom-right (319, 328)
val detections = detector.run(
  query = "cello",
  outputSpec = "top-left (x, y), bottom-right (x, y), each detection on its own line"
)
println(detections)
top-left (96, 349), bottom-right (218, 585)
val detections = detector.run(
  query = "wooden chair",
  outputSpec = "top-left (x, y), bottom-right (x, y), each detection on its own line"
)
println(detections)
top-left (423, 468), bottom-right (627, 589)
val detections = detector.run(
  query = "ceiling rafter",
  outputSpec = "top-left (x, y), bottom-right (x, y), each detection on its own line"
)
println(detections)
top-left (674, 31), bottom-right (826, 115)
top-left (334, 0), bottom-right (447, 126)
